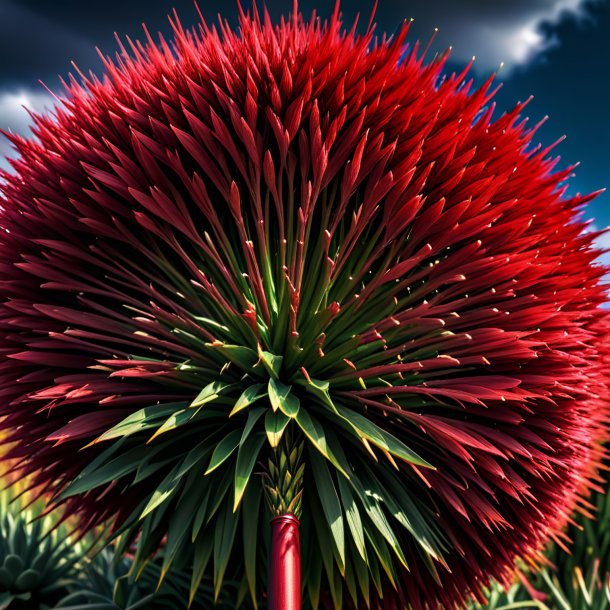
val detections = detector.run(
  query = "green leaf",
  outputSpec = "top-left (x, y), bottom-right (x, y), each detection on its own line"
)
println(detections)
top-left (295, 409), bottom-right (349, 478)
top-left (61, 443), bottom-right (144, 498)
top-left (367, 462), bottom-right (446, 560)
top-left (352, 543), bottom-right (370, 606)
top-left (213, 503), bottom-right (239, 599)
top-left (14, 569), bottom-right (39, 592)
top-left (265, 409), bottom-right (291, 448)
top-left (242, 484), bottom-right (262, 607)
top-left (133, 455), bottom-right (174, 485)
top-left (4, 555), bottom-right (23, 579)
top-left (230, 383), bottom-right (266, 417)
top-left (146, 408), bottom-right (192, 443)
top-left (335, 406), bottom-right (433, 468)
top-left (241, 407), bottom-right (266, 441)
top-left (191, 469), bottom-right (231, 542)
top-left (189, 530), bottom-right (213, 606)
top-left (268, 378), bottom-right (300, 417)
top-left (259, 349), bottom-right (283, 378)
top-left (160, 473), bottom-right (207, 582)
top-left (193, 315), bottom-right (230, 332)
top-left (349, 472), bottom-right (408, 570)
top-left (208, 343), bottom-right (259, 371)
top-left (364, 526), bottom-right (399, 589)
top-left (309, 449), bottom-right (345, 572)
top-left (205, 430), bottom-right (242, 475)
top-left (306, 551), bottom-right (322, 610)
top-left (233, 432), bottom-right (266, 512)
top-left (337, 474), bottom-right (367, 561)
top-left (146, 406), bottom-right (222, 444)
top-left (139, 462), bottom-right (184, 520)
top-left (206, 466), bottom-right (235, 524)
top-left (0, 592), bottom-right (15, 610)
top-left (296, 376), bottom-right (337, 411)
top-left (190, 381), bottom-right (234, 408)
top-left (344, 554), bottom-right (359, 607)
top-left (310, 494), bottom-right (343, 609)
top-left (90, 402), bottom-right (186, 444)
top-left (230, 408), bottom-right (266, 513)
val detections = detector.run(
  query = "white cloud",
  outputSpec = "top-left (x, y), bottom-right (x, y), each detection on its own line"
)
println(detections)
top-left (0, 89), bottom-right (57, 172)
top-left (592, 227), bottom-right (610, 267)
top-left (593, 229), bottom-right (610, 307)
top-left (583, 225), bottom-right (610, 306)
top-left (407, 0), bottom-right (601, 74)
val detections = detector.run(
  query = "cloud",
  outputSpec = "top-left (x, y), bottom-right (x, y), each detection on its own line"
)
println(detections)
top-left (0, 0), bottom-right (601, 90)
top-left (0, 89), bottom-right (56, 172)
top-left (592, 228), bottom-right (610, 306)
top-left (592, 226), bottom-right (610, 266)
top-left (367, 0), bottom-right (602, 74)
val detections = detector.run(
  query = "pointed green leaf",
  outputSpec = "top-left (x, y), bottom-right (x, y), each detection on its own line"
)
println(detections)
top-left (91, 402), bottom-right (186, 444)
top-left (350, 472), bottom-right (408, 570)
top-left (190, 380), bottom-right (235, 408)
top-left (365, 462), bottom-right (446, 560)
top-left (139, 469), bottom-right (181, 520)
top-left (213, 508), bottom-right (239, 601)
top-left (265, 409), bottom-right (291, 448)
top-left (337, 474), bottom-right (367, 561)
top-left (309, 449), bottom-right (345, 571)
top-left (241, 406), bottom-right (266, 441)
top-left (61, 443), bottom-right (143, 498)
top-left (364, 526), bottom-right (399, 588)
top-left (230, 383), bottom-right (266, 417)
top-left (352, 543), bottom-right (370, 606)
top-left (336, 406), bottom-right (433, 468)
top-left (147, 408), bottom-right (188, 442)
top-left (296, 376), bottom-right (337, 411)
top-left (306, 551), bottom-right (322, 610)
top-left (206, 467), bottom-right (235, 524)
top-left (295, 409), bottom-right (349, 478)
top-left (193, 316), bottom-right (230, 332)
top-left (242, 484), bottom-right (262, 607)
top-left (234, 432), bottom-right (266, 512)
top-left (208, 343), bottom-right (259, 371)
top-left (259, 349), bottom-right (283, 378)
top-left (268, 378), bottom-right (300, 417)
top-left (189, 530), bottom-right (213, 606)
top-left (161, 472), bottom-right (208, 581)
top-left (204, 430), bottom-right (242, 475)
top-left (310, 496), bottom-right (343, 608)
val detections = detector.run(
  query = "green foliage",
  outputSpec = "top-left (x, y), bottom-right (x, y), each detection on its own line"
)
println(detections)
top-left (263, 432), bottom-right (305, 517)
top-left (56, 547), bottom-right (240, 610)
top-left (473, 468), bottom-right (610, 610)
top-left (69, 357), bottom-right (444, 609)
top-left (0, 493), bottom-right (86, 610)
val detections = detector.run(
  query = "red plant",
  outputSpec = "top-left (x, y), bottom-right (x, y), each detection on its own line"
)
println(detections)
top-left (0, 3), bottom-right (608, 609)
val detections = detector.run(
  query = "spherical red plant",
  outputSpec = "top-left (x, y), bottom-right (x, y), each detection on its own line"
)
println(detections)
top-left (0, 3), bottom-right (608, 609)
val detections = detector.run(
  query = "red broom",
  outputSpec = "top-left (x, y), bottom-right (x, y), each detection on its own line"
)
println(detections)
top-left (0, 3), bottom-right (608, 609)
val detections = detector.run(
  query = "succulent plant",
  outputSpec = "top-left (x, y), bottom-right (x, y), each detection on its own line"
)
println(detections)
top-left (56, 547), bottom-right (240, 610)
top-left (0, 493), bottom-right (86, 609)
top-left (472, 455), bottom-right (610, 610)
top-left (0, 3), bottom-right (608, 609)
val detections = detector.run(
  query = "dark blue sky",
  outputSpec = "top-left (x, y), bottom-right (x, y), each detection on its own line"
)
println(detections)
top-left (1, 0), bottom-right (608, 233)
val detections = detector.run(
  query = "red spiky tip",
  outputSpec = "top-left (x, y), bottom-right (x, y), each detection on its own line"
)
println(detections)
top-left (0, 4), bottom-right (608, 609)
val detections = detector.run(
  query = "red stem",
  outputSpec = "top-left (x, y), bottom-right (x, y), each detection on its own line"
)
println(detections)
top-left (268, 514), bottom-right (301, 610)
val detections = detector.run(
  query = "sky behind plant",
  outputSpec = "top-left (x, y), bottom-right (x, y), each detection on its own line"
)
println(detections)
top-left (1, 0), bottom-right (608, 243)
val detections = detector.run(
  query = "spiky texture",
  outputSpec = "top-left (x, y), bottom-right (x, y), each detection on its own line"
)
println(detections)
top-left (0, 489), bottom-right (90, 610)
top-left (263, 433), bottom-right (305, 518)
top-left (472, 449), bottom-right (610, 610)
top-left (0, 4), bottom-right (608, 609)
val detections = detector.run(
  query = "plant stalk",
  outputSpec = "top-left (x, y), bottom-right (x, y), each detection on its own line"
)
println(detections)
top-left (268, 513), bottom-right (301, 610)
